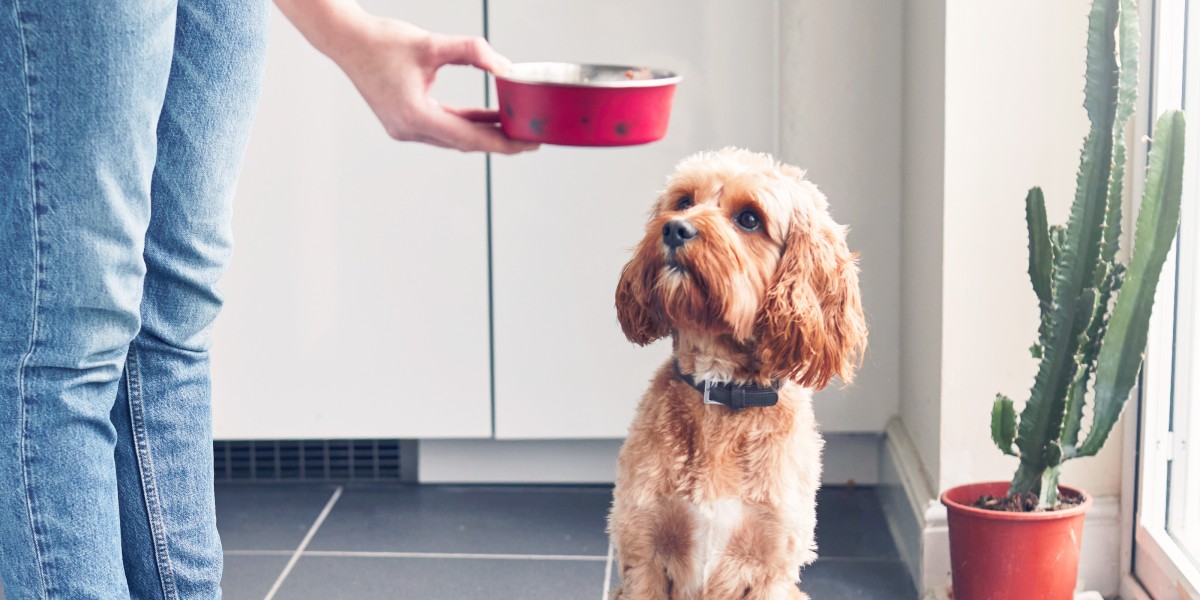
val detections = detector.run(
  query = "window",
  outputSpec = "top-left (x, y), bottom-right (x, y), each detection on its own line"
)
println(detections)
top-left (1131, 1), bottom-right (1200, 597)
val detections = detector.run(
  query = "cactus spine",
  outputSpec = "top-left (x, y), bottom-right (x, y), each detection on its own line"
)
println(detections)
top-left (990, 0), bottom-right (1187, 508)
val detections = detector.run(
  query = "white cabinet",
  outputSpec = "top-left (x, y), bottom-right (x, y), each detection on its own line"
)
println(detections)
top-left (211, 0), bottom-right (492, 439)
top-left (214, 1), bottom-right (781, 441)
top-left (488, 0), bottom-right (780, 438)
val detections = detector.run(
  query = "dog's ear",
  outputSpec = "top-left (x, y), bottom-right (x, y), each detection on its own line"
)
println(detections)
top-left (754, 200), bottom-right (867, 389)
top-left (615, 242), bottom-right (670, 345)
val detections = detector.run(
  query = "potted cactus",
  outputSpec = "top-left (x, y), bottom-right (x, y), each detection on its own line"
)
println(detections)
top-left (939, 0), bottom-right (1186, 598)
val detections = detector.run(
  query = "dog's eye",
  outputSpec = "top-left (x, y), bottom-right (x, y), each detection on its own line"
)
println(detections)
top-left (735, 210), bottom-right (762, 232)
top-left (676, 195), bottom-right (693, 211)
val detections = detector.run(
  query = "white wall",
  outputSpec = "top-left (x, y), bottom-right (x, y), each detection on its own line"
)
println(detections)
top-left (777, 0), bottom-right (1121, 506)
top-left (778, 0), bottom-right (1128, 498)
top-left (781, 0), bottom-right (903, 433)
top-left (884, 1), bottom-right (1129, 595)
top-left (940, 0), bottom-right (1122, 496)
top-left (900, 0), bottom-right (946, 490)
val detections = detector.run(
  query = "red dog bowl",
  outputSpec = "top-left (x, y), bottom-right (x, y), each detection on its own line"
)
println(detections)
top-left (494, 62), bottom-right (681, 147)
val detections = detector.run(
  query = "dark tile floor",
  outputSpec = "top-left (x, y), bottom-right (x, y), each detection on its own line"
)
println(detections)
top-left (0, 484), bottom-right (913, 599)
top-left (217, 483), bottom-right (916, 600)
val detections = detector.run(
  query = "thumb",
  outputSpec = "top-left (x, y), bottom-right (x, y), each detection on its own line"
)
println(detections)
top-left (429, 34), bottom-right (512, 75)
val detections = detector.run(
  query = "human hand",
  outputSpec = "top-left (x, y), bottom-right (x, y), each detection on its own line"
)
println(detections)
top-left (339, 19), bottom-right (536, 154)
top-left (275, 0), bottom-right (536, 153)
top-left (316, 13), bottom-right (537, 154)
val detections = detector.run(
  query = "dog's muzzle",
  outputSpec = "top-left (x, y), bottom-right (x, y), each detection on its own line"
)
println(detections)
top-left (662, 219), bottom-right (698, 249)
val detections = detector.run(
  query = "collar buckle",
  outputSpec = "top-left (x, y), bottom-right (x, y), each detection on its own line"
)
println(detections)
top-left (674, 360), bottom-right (780, 411)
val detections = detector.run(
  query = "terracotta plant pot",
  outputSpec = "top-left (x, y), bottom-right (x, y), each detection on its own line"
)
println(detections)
top-left (940, 481), bottom-right (1092, 600)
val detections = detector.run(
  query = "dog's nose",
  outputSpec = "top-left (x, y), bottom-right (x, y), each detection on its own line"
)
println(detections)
top-left (662, 219), bottom-right (698, 248)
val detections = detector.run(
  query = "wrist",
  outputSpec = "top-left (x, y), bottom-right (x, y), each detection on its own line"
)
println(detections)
top-left (319, 9), bottom-right (380, 68)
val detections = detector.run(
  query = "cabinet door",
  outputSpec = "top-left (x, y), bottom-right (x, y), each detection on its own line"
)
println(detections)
top-left (488, 0), bottom-right (779, 438)
top-left (212, 1), bottom-right (491, 439)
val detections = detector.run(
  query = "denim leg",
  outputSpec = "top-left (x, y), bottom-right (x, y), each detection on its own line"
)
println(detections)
top-left (110, 1), bottom-right (269, 598)
top-left (0, 1), bottom-right (177, 599)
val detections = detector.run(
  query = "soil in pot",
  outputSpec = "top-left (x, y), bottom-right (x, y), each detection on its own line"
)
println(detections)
top-left (971, 489), bottom-right (1086, 512)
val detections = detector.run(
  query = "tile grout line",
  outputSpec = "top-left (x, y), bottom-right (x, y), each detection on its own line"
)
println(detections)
top-left (299, 550), bottom-right (606, 561)
top-left (262, 486), bottom-right (343, 600)
top-left (227, 547), bottom-right (897, 564)
top-left (601, 541), bottom-right (614, 600)
top-left (227, 548), bottom-right (609, 561)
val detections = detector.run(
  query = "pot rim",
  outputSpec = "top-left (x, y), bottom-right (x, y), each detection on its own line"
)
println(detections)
top-left (940, 480), bottom-right (1093, 521)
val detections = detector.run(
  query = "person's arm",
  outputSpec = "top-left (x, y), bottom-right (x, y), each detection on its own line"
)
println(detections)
top-left (274, 0), bottom-right (537, 154)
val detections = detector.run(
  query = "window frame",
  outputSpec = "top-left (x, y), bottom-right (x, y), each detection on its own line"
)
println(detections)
top-left (1123, 1), bottom-right (1200, 598)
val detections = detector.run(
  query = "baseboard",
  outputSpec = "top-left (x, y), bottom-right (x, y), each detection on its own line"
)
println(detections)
top-left (1079, 495), bottom-right (1122, 596)
top-left (820, 432), bottom-right (883, 486)
top-left (418, 433), bottom-right (882, 485)
top-left (879, 417), bottom-right (1123, 599)
top-left (879, 417), bottom-right (946, 598)
top-left (418, 439), bottom-right (624, 484)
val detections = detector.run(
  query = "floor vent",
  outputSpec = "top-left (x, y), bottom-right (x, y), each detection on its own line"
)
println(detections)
top-left (212, 439), bottom-right (417, 483)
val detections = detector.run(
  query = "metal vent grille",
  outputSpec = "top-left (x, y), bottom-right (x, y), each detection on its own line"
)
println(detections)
top-left (213, 439), bottom-right (417, 482)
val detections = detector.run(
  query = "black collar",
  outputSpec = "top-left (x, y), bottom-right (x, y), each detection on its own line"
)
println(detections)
top-left (673, 361), bottom-right (781, 411)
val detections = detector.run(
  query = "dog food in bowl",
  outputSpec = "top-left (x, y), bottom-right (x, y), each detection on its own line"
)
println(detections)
top-left (494, 62), bottom-right (681, 147)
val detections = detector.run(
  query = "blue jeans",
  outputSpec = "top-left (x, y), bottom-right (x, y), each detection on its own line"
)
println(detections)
top-left (0, 1), bottom-right (267, 597)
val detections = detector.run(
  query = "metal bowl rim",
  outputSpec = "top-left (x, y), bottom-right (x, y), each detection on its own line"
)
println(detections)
top-left (494, 62), bottom-right (682, 88)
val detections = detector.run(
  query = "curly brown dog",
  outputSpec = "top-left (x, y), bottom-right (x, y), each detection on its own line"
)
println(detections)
top-left (609, 148), bottom-right (867, 600)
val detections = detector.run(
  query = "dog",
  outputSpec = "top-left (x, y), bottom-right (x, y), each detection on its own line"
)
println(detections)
top-left (608, 148), bottom-right (867, 600)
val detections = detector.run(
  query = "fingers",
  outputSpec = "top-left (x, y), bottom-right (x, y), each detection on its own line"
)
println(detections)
top-left (424, 107), bottom-right (538, 154)
top-left (443, 106), bottom-right (501, 124)
top-left (428, 34), bottom-right (512, 75)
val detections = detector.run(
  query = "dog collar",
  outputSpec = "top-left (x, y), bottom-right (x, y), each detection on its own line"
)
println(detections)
top-left (673, 361), bottom-right (781, 411)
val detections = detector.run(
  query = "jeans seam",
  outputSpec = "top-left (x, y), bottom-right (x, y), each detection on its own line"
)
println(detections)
top-left (12, 0), bottom-right (51, 597)
top-left (125, 342), bottom-right (181, 600)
